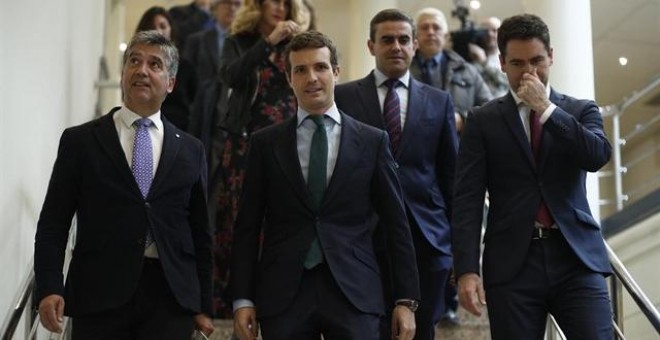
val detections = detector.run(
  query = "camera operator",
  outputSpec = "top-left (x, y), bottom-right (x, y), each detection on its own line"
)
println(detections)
top-left (411, 7), bottom-right (491, 132)
top-left (469, 17), bottom-right (509, 97)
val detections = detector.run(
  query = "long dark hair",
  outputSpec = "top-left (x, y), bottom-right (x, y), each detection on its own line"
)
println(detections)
top-left (135, 6), bottom-right (180, 47)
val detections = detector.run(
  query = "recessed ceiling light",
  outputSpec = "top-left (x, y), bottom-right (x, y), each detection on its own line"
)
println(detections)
top-left (618, 57), bottom-right (628, 66)
top-left (470, 0), bottom-right (481, 10)
top-left (119, 42), bottom-right (127, 52)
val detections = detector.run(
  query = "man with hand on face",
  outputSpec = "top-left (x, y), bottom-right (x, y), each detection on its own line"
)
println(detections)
top-left (230, 30), bottom-right (420, 340)
top-left (34, 31), bottom-right (214, 339)
top-left (452, 14), bottom-right (614, 339)
top-left (335, 8), bottom-right (458, 340)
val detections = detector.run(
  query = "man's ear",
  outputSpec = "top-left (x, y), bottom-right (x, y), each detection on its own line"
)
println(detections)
top-left (368, 39), bottom-right (375, 56)
top-left (167, 77), bottom-right (176, 93)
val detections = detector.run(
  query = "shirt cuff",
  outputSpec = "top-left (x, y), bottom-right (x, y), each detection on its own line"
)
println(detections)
top-left (540, 103), bottom-right (556, 124)
top-left (233, 299), bottom-right (255, 312)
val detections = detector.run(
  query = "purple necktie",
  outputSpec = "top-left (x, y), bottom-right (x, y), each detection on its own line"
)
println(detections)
top-left (530, 110), bottom-right (554, 228)
top-left (383, 79), bottom-right (402, 155)
top-left (132, 118), bottom-right (154, 247)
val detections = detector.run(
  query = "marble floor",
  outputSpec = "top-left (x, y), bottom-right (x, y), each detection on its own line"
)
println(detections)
top-left (209, 306), bottom-right (491, 340)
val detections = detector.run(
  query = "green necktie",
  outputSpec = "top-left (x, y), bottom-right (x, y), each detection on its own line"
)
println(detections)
top-left (304, 115), bottom-right (327, 268)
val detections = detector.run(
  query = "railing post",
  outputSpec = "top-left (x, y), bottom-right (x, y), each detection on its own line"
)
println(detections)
top-left (611, 110), bottom-right (626, 211)
top-left (611, 274), bottom-right (624, 335)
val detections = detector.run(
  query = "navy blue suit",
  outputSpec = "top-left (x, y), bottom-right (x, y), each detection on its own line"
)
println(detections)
top-left (230, 113), bottom-right (420, 338)
top-left (453, 90), bottom-right (613, 339)
top-left (34, 109), bottom-right (213, 334)
top-left (335, 73), bottom-right (458, 340)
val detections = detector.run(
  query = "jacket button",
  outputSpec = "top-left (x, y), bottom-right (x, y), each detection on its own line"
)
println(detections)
top-left (145, 202), bottom-right (151, 208)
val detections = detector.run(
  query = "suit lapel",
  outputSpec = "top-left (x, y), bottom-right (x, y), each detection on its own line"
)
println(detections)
top-left (323, 113), bottom-right (364, 206)
top-left (205, 30), bottom-right (220, 71)
top-left (273, 118), bottom-right (312, 209)
top-left (93, 108), bottom-right (141, 194)
top-left (537, 89), bottom-right (563, 170)
top-left (501, 94), bottom-right (536, 169)
top-left (398, 79), bottom-right (426, 159)
top-left (149, 118), bottom-right (182, 197)
top-left (355, 73), bottom-right (386, 129)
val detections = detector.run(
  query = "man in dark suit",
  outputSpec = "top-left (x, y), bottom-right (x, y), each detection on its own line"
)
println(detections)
top-left (184, 0), bottom-right (241, 88)
top-left (452, 14), bottom-right (614, 339)
top-left (230, 31), bottom-right (420, 340)
top-left (335, 9), bottom-right (458, 340)
top-left (34, 31), bottom-right (214, 339)
top-left (170, 0), bottom-right (213, 50)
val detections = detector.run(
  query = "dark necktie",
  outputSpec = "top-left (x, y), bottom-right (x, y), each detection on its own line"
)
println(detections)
top-left (304, 115), bottom-right (327, 268)
top-left (530, 110), bottom-right (555, 228)
top-left (383, 79), bottom-right (402, 155)
top-left (132, 118), bottom-right (155, 247)
top-left (421, 59), bottom-right (434, 86)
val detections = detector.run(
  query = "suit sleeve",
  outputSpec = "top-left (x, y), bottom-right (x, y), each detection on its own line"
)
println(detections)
top-left (372, 131), bottom-right (421, 302)
top-left (436, 95), bottom-right (459, 217)
top-left (189, 140), bottom-right (214, 315)
top-left (451, 112), bottom-right (488, 279)
top-left (544, 101), bottom-right (612, 172)
top-left (229, 133), bottom-right (267, 302)
top-left (34, 129), bottom-right (81, 301)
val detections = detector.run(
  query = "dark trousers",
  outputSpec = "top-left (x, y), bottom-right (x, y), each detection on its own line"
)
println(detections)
top-left (409, 220), bottom-right (451, 340)
top-left (72, 258), bottom-right (195, 340)
top-left (259, 264), bottom-right (380, 340)
top-left (486, 230), bottom-right (613, 340)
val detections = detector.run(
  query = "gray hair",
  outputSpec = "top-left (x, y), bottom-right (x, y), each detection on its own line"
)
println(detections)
top-left (416, 7), bottom-right (448, 34)
top-left (123, 30), bottom-right (179, 77)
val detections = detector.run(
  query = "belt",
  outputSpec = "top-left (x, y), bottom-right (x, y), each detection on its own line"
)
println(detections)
top-left (532, 227), bottom-right (559, 240)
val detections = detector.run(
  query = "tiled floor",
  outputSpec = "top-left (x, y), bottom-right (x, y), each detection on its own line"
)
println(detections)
top-left (210, 307), bottom-right (491, 340)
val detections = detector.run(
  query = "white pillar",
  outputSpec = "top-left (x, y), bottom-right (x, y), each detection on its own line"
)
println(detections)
top-left (523, 0), bottom-right (602, 221)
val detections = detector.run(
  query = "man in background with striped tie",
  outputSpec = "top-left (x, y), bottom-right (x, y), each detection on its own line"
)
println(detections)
top-left (335, 8), bottom-right (459, 340)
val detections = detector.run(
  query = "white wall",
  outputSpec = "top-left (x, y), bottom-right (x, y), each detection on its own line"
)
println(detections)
top-left (0, 0), bottom-right (104, 335)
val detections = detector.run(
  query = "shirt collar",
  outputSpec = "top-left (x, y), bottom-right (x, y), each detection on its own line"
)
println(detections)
top-left (118, 106), bottom-right (163, 131)
top-left (296, 103), bottom-right (342, 127)
top-left (373, 68), bottom-right (410, 89)
top-left (416, 51), bottom-right (443, 66)
top-left (511, 84), bottom-right (552, 107)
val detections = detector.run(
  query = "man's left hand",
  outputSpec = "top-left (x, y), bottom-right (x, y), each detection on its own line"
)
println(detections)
top-left (194, 313), bottom-right (214, 337)
top-left (391, 305), bottom-right (416, 340)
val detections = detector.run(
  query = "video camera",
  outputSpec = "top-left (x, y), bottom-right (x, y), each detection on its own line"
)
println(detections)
top-left (449, 0), bottom-right (488, 62)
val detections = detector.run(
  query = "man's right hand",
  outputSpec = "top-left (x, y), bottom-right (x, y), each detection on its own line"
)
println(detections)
top-left (38, 294), bottom-right (65, 333)
top-left (233, 307), bottom-right (258, 340)
top-left (457, 273), bottom-right (486, 316)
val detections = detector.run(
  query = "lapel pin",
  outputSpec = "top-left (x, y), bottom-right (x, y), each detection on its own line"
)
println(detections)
top-left (175, 133), bottom-right (180, 138)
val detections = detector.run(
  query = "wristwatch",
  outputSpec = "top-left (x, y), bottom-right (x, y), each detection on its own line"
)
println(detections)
top-left (395, 299), bottom-right (419, 312)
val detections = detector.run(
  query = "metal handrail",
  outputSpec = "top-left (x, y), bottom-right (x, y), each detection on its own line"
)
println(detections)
top-left (0, 263), bottom-right (35, 340)
top-left (606, 242), bottom-right (660, 333)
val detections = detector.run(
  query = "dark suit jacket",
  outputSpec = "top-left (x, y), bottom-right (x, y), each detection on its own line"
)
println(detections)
top-left (184, 28), bottom-right (221, 87)
top-left (230, 112), bottom-right (420, 318)
top-left (452, 90), bottom-right (612, 286)
top-left (335, 73), bottom-right (459, 258)
top-left (169, 2), bottom-right (211, 50)
top-left (34, 108), bottom-right (213, 317)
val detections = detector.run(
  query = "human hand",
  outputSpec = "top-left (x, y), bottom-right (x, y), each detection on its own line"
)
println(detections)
top-left (194, 313), bottom-right (215, 337)
top-left (267, 20), bottom-right (300, 45)
top-left (391, 305), bottom-right (416, 340)
top-left (516, 68), bottom-right (551, 112)
top-left (457, 273), bottom-right (486, 316)
top-left (468, 43), bottom-right (487, 64)
top-left (233, 307), bottom-right (258, 340)
top-left (38, 294), bottom-right (65, 333)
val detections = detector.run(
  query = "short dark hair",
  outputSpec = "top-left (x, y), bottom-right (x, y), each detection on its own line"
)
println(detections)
top-left (497, 14), bottom-right (551, 57)
top-left (284, 31), bottom-right (339, 75)
top-left (369, 8), bottom-right (416, 42)
top-left (123, 30), bottom-right (179, 77)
